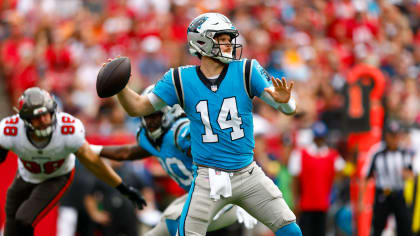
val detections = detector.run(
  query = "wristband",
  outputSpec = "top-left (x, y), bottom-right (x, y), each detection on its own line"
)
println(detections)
top-left (90, 144), bottom-right (103, 155)
top-left (279, 97), bottom-right (296, 114)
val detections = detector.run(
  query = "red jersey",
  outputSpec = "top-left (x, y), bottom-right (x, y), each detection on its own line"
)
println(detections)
top-left (298, 147), bottom-right (340, 211)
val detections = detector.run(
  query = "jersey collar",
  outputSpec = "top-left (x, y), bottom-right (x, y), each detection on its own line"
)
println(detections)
top-left (196, 64), bottom-right (229, 93)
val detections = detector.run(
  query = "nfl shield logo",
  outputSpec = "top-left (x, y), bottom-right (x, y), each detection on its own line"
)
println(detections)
top-left (211, 85), bottom-right (217, 92)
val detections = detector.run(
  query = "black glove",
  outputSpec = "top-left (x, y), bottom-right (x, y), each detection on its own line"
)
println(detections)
top-left (116, 183), bottom-right (147, 209)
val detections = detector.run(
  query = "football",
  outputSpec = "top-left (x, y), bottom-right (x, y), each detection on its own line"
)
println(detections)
top-left (96, 57), bottom-right (131, 98)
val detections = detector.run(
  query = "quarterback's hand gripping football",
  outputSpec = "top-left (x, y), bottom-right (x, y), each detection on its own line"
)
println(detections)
top-left (236, 207), bottom-right (258, 229)
top-left (116, 183), bottom-right (147, 209)
top-left (264, 77), bottom-right (294, 103)
top-left (96, 57), bottom-right (131, 98)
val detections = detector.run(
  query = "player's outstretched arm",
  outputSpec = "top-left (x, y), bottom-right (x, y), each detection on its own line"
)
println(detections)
top-left (117, 87), bottom-right (156, 117)
top-left (262, 77), bottom-right (296, 115)
top-left (93, 144), bottom-right (152, 161)
top-left (264, 77), bottom-right (294, 103)
top-left (76, 142), bottom-right (147, 209)
top-left (76, 142), bottom-right (122, 187)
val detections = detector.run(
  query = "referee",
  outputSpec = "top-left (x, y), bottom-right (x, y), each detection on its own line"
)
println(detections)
top-left (359, 119), bottom-right (414, 236)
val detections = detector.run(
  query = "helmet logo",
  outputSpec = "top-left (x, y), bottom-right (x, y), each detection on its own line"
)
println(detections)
top-left (188, 16), bottom-right (208, 33)
top-left (18, 97), bottom-right (25, 110)
top-left (33, 107), bottom-right (47, 116)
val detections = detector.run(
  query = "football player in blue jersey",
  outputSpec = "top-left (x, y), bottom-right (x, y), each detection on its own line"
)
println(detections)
top-left (106, 12), bottom-right (301, 236)
top-left (93, 85), bottom-right (257, 236)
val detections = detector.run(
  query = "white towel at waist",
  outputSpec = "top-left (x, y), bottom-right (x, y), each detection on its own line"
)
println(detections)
top-left (208, 168), bottom-right (232, 201)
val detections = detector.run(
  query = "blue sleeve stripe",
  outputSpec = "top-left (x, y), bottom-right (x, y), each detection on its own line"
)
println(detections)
top-left (172, 68), bottom-right (184, 108)
top-left (243, 59), bottom-right (253, 99)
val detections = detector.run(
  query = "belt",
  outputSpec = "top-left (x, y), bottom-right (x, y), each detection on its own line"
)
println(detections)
top-left (196, 161), bottom-right (255, 174)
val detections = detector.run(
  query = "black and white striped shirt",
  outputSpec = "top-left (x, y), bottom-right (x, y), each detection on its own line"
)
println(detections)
top-left (363, 142), bottom-right (414, 191)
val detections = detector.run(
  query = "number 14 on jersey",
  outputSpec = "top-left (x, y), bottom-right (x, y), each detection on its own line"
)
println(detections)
top-left (196, 97), bottom-right (244, 143)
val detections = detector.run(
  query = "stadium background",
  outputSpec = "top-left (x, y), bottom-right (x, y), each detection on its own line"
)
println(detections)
top-left (0, 0), bottom-right (420, 235)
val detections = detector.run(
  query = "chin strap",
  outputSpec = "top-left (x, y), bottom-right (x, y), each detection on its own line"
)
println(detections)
top-left (215, 51), bottom-right (234, 63)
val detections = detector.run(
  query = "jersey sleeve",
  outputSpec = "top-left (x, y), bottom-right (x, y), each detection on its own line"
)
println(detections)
top-left (153, 69), bottom-right (179, 106)
top-left (175, 121), bottom-right (191, 154)
top-left (66, 117), bottom-right (86, 153)
top-left (250, 59), bottom-right (272, 98)
top-left (0, 117), bottom-right (14, 150)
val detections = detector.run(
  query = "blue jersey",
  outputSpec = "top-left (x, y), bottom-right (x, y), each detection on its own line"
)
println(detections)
top-left (153, 59), bottom-right (271, 170)
top-left (138, 118), bottom-right (193, 191)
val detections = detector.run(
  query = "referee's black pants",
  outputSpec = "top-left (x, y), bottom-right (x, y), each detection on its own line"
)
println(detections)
top-left (372, 189), bottom-right (411, 236)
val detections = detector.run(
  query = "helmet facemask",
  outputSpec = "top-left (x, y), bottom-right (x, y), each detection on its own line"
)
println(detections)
top-left (18, 88), bottom-right (57, 138)
top-left (210, 31), bottom-right (243, 63)
top-left (23, 112), bottom-right (57, 138)
top-left (140, 105), bottom-right (186, 143)
top-left (141, 111), bottom-right (165, 142)
top-left (140, 85), bottom-right (186, 143)
top-left (140, 85), bottom-right (166, 142)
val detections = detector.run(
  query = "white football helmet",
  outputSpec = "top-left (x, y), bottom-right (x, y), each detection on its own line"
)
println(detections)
top-left (187, 12), bottom-right (242, 63)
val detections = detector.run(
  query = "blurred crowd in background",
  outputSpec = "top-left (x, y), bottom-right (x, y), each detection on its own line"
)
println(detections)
top-left (1, 0), bottom-right (420, 235)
